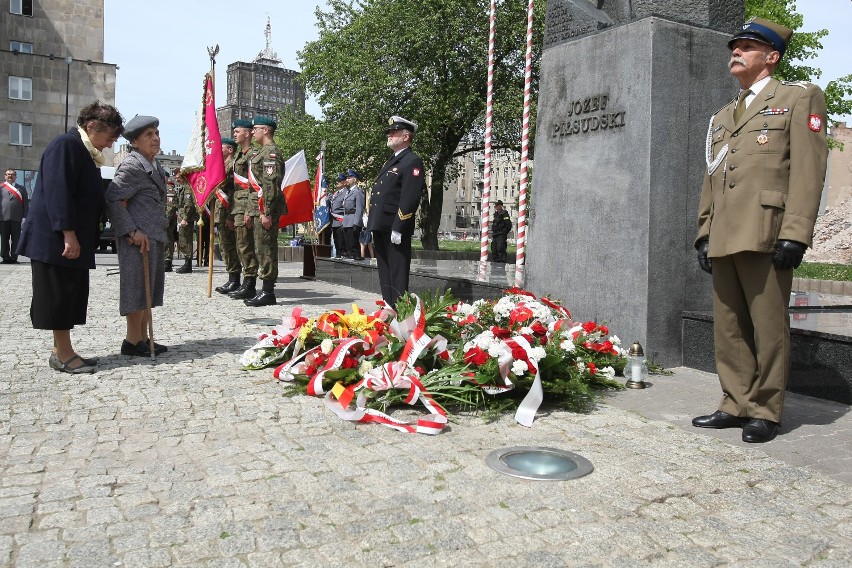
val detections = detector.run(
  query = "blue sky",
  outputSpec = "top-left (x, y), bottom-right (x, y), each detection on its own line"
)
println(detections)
top-left (104, 0), bottom-right (851, 154)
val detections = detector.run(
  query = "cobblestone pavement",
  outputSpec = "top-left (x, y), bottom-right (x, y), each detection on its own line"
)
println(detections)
top-left (1, 259), bottom-right (850, 567)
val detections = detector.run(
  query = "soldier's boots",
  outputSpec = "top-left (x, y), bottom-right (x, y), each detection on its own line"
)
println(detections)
top-left (164, 260), bottom-right (173, 272)
top-left (215, 273), bottom-right (241, 294)
top-left (228, 276), bottom-right (256, 300)
top-left (175, 258), bottom-right (193, 274)
top-left (244, 279), bottom-right (277, 307)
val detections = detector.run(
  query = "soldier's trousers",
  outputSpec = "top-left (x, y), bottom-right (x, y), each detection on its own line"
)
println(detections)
top-left (177, 224), bottom-right (194, 260)
top-left (234, 216), bottom-right (258, 277)
top-left (218, 222), bottom-right (241, 274)
top-left (253, 216), bottom-right (279, 282)
top-left (164, 220), bottom-right (176, 261)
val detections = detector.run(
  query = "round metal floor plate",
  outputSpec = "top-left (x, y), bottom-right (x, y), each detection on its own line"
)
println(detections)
top-left (242, 318), bottom-right (281, 326)
top-left (485, 446), bottom-right (594, 481)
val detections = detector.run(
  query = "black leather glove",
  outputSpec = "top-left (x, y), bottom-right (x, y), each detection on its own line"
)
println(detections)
top-left (696, 239), bottom-right (712, 274)
top-left (773, 240), bottom-right (807, 270)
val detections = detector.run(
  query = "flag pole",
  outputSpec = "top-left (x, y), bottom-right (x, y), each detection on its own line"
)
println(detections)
top-left (478, 0), bottom-right (497, 279)
top-left (205, 44), bottom-right (219, 297)
top-left (514, 0), bottom-right (534, 288)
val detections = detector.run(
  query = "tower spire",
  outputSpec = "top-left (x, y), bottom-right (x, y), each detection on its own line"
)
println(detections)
top-left (254, 16), bottom-right (282, 66)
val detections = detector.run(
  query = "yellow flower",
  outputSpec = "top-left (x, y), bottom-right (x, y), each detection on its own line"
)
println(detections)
top-left (297, 317), bottom-right (316, 344)
top-left (340, 304), bottom-right (375, 337)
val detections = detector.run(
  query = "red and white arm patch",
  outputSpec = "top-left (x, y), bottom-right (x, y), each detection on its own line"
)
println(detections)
top-left (412, 168), bottom-right (421, 177)
top-left (808, 114), bottom-right (822, 132)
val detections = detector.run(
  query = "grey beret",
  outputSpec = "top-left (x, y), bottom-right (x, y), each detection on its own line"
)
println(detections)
top-left (123, 114), bottom-right (159, 141)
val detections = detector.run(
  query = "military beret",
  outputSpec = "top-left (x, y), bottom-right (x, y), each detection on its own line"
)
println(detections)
top-left (346, 168), bottom-right (360, 179)
top-left (232, 119), bottom-right (252, 130)
top-left (729, 17), bottom-right (793, 58)
top-left (386, 115), bottom-right (418, 133)
top-left (336, 172), bottom-right (347, 182)
top-left (221, 137), bottom-right (237, 148)
top-left (123, 114), bottom-right (159, 141)
top-left (252, 115), bottom-right (277, 130)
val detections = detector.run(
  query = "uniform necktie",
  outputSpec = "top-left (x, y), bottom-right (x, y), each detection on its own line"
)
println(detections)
top-left (733, 89), bottom-right (751, 124)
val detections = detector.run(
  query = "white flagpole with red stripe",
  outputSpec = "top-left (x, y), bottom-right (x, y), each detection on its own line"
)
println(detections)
top-left (514, 0), bottom-right (534, 288)
top-left (479, 0), bottom-right (497, 269)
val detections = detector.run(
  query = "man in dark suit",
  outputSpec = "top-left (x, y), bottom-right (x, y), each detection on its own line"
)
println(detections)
top-left (1, 168), bottom-right (29, 263)
top-left (693, 17), bottom-right (829, 443)
top-left (490, 200), bottom-right (511, 263)
top-left (367, 116), bottom-right (425, 307)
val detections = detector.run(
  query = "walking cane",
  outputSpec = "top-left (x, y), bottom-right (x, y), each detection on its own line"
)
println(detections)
top-left (141, 249), bottom-right (156, 359)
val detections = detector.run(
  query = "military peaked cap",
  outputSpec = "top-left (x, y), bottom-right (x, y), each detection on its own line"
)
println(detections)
top-left (386, 115), bottom-right (418, 133)
top-left (729, 17), bottom-right (793, 58)
top-left (123, 115), bottom-right (159, 141)
top-left (336, 172), bottom-right (347, 182)
top-left (346, 168), bottom-right (360, 179)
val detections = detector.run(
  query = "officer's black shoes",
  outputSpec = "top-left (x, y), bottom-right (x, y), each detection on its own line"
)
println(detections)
top-left (244, 291), bottom-right (276, 307)
top-left (691, 410), bottom-right (748, 429)
top-left (245, 280), bottom-right (276, 307)
top-left (228, 277), bottom-right (256, 300)
top-left (164, 260), bottom-right (173, 272)
top-left (175, 259), bottom-right (192, 274)
top-left (215, 273), bottom-right (241, 294)
top-left (742, 419), bottom-right (779, 443)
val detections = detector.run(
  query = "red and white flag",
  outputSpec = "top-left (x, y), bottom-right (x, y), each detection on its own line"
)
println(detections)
top-left (278, 150), bottom-right (313, 227)
top-left (180, 73), bottom-right (226, 209)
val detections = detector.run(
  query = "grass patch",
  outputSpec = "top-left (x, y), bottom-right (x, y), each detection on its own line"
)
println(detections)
top-left (794, 262), bottom-right (852, 282)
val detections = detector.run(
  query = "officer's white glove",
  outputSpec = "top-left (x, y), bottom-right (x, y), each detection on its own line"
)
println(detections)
top-left (391, 231), bottom-right (402, 245)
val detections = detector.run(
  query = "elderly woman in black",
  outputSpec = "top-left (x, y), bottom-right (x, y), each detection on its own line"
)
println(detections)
top-left (18, 101), bottom-right (123, 374)
top-left (106, 115), bottom-right (170, 356)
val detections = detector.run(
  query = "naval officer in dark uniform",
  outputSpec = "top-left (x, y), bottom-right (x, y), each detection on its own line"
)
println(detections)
top-left (367, 116), bottom-right (425, 307)
top-left (692, 17), bottom-right (828, 443)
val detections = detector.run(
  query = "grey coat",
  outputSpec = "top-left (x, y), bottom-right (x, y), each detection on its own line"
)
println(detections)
top-left (342, 185), bottom-right (365, 229)
top-left (106, 150), bottom-right (169, 243)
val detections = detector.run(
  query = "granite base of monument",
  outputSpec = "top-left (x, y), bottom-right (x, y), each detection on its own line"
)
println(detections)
top-left (527, 16), bottom-right (738, 367)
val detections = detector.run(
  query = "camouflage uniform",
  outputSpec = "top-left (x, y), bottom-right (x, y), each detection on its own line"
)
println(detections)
top-left (174, 180), bottom-right (198, 273)
top-left (243, 141), bottom-right (286, 306)
top-left (214, 154), bottom-right (242, 293)
top-left (164, 180), bottom-right (177, 270)
top-left (227, 145), bottom-right (260, 299)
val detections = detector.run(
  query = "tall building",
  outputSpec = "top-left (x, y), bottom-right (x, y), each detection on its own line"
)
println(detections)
top-left (216, 18), bottom-right (305, 138)
top-left (1, 0), bottom-right (117, 194)
top-left (824, 122), bottom-right (852, 211)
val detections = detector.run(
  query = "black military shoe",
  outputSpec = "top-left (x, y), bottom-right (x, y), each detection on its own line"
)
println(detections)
top-left (175, 259), bottom-right (192, 274)
top-left (228, 277), bottom-right (256, 300)
top-left (164, 260), bottom-right (173, 272)
top-left (244, 291), bottom-right (277, 307)
top-left (215, 274), bottom-right (240, 294)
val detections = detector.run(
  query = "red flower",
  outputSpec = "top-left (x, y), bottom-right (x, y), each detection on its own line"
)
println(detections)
top-left (510, 306), bottom-right (533, 325)
top-left (305, 365), bottom-right (317, 376)
top-left (326, 313), bottom-right (341, 324)
top-left (582, 321), bottom-right (597, 333)
top-left (504, 287), bottom-right (536, 298)
top-left (540, 336), bottom-right (548, 345)
top-left (587, 362), bottom-right (597, 375)
top-left (509, 344), bottom-right (527, 361)
top-left (531, 322), bottom-right (547, 336)
top-left (415, 366), bottom-right (425, 376)
top-left (342, 356), bottom-right (358, 369)
top-left (464, 347), bottom-right (489, 366)
top-left (491, 326), bottom-right (511, 339)
top-left (541, 296), bottom-right (571, 318)
top-left (600, 325), bottom-right (609, 335)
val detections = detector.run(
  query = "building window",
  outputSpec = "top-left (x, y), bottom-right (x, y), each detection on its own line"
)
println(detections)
top-left (10, 0), bottom-right (33, 16)
top-left (10, 40), bottom-right (32, 53)
top-left (9, 122), bottom-right (32, 145)
top-left (8, 76), bottom-right (32, 100)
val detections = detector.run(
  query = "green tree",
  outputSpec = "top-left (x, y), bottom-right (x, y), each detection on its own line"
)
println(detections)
top-left (747, 0), bottom-right (852, 133)
top-left (296, 0), bottom-right (543, 249)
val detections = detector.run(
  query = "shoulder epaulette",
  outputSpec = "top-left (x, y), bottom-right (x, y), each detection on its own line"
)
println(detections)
top-left (781, 80), bottom-right (812, 89)
top-left (712, 96), bottom-right (736, 118)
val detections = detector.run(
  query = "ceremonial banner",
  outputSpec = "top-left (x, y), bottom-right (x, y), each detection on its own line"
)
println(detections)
top-left (278, 150), bottom-right (313, 228)
top-left (180, 73), bottom-right (226, 208)
top-left (313, 151), bottom-right (330, 233)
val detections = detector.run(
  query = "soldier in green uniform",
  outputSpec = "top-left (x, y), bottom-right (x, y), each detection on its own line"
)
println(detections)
top-left (163, 169), bottom-right (178, 272)
top-left (174, 175), bottom-right (198, 274)
top-left (228, 119), bottom-right (260, 300)
top-left (214, 138), bottom-right (242, 293)
top-left (243, 115), bottom-right (286, 307)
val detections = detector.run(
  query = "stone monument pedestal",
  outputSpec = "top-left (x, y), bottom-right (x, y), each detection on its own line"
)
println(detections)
top-left (527, 16), bottom-right (738, 366)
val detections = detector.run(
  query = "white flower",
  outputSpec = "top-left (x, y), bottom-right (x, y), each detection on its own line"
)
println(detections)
top-left (576, 361), bottom-right (586, 372)
top-left (320, 338), bottom-right (334, 355)
top-left (520, 326), bottom-right (533, 335)
top-left (488, 343), bottom-right (507, 358)
top-left (358, 360), bottom-right (373, 375)
top-left (609, 335), bottom-right (621, 345)
top-left (530, 346), bottom-right (547, 362)
top-left (560, 340), bottom-right (576, 352)
top-left (511, 360), bottom-right (529, 376)
top-left (598, 366), bottom-right (616, 379)
top-left (567, 324), bottom-right (583, 337)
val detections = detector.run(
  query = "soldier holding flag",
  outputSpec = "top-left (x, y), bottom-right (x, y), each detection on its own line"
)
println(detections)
top-left (214, 137), bottom-right (242, 293)
top-left (228, 119), bottom-right (259, 300)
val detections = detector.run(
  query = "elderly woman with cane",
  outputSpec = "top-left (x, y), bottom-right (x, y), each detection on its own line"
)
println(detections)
top-left (106, 115), bottom-right (169, 357)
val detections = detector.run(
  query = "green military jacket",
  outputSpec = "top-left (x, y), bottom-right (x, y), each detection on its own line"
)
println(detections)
top-left (175, 181), bottom-right (198, 225)
top-left (231, 146), bottom-right (252, 218)
top-left (246, 143), bottom-right (287, 218)
top-left (696, 78), bottom-right (828, 256)
top-left (217, 156), bottom-right (235, 223)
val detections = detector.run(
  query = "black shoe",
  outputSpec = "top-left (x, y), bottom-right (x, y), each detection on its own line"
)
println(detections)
top-left (164, 260), bottom-right (173, 272)
top-left (244, 291), bottom-right (277, 307)
top-left (145, 339), bottom-right (168, 355)
top-left (175, 259), bottom-right (192, 274)
top-left (215, 280), bottom-right (238, 294)
top-left (228, 283), bottom-right (257, 299)
top-left (121, 339), bottom-right (153, 357)
top-left (353, 256), bottom-right (364, 261)
top-left (692, 410), bottom-right (748, 429)
top-left (742, 419), bottom-right (779, 443)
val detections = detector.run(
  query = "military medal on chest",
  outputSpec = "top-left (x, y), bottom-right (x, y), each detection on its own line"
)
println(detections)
top-left (757, 129), bottom-right (769, 145)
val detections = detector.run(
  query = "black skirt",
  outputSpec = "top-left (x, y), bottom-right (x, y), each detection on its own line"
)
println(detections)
top-left (30, 260), bottom-right (90, 330)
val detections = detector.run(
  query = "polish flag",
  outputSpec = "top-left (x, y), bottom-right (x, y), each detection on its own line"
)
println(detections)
top-left (278, 150), bottom-right (313, 227)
